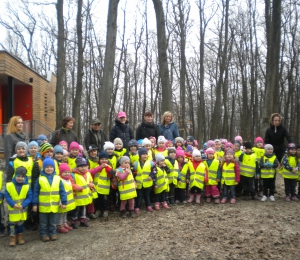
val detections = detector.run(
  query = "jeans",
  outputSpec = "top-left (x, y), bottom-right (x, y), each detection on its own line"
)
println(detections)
top-left (222, 185), bottom-right (236, 199)
top-left (8, 221), bottom-right (24, 235)
top-left (39, 212), bottom-right (58, 236)
top-left (136, 187), bottom-right (151, 208)
top-left (284, 178), bottom-right (297, 197)
top-left (154, 191), bottom-right (166, 203)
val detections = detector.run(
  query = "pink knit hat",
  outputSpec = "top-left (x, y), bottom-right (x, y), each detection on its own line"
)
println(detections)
top-left (59, 140), bottom-right (68, 147)
top-left (63, 149), bottom-right (69, 156)
top-left (59, 163), bottom-right (70, 175)
top-left (176, 147), bottom-right (185, 158)
top-left (205, 148), bottom-right (215, 155)
top-left (226, 149), bottom-right (234, 155)
top-left (224, 142), bottom-right (233, 150)
top-left (206, 140), bottom-right (215, 148)
top-left (149, 136), bottom-right (156, 144)
top-left (254, 137), bottom-right (264, 144)
top-left (69, 141), bottom-right (79, 151)
top-left (235, 135), bottom-right (243, 143)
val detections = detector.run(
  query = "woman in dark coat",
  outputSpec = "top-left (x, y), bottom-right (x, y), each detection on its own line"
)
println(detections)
top-left (264, 113), bottom-right (293, 162)
top-left (136, 111), bottom-right (161, 140)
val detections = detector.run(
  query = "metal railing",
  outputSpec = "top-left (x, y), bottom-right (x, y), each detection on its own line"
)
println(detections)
top-left (0, 120), bottom-right (54, 152)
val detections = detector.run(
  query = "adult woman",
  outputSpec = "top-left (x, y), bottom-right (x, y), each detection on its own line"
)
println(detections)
top-left (264, 113), bottom-right (293, 162)
top-left (109, 111), bottom-right (134, 149)
top-left (159, 111), bottom-right (179, 143)
top-left (136, 111), bottom-right (161, 140)
top-left (50, 116), bottom-right (78, 147)
top-left (4, 116), bottom-right (26, 167)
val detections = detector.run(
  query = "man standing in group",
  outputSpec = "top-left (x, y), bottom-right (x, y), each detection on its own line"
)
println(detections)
top-left (84, 118), bottom-right (107, 152)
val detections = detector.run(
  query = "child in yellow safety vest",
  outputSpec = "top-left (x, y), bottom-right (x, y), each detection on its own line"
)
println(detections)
top-left (238, 142), bottom-right (259, 200)
top-left (53, 145), bottom-right (64, 166)
top-left (280, 143), bottom-right (300, 202)
top-left (154, 136), bottom-right (168, 157)
top-left (297, 144), bottom-right (300, 197)
top-left (0, 170), bottom-right (5, 237)
top-left (113, 138), bottom-right (127, 161)
top-left (165, 147), bottom-right (179, 205)
top-left (187, 149), bottom-right (208, 204)
top-left (220, 149), bottom-right (240, 204)
top-left (32, 158), bottom-right (67, 242)
top-left (204, 148), bottom-right (221, 204)
top-left (258, 144), bottom-right (279, 202)
top-left (154, 154), bottom-right (170, 210)
top-left (67, 142), bottom-right (80, 170)
top-left (56, 163), bottom-right (76, 233)
top-left (175, 148), bottom-right (189, 203)
top-left (252, 137), bottom-right (265, 197)
top-left (142, 138), bottom-right (154, 161)
top-left (115, 156), bottom-right (137, 218)
top-left (5, 166), bottom-right (32, 246)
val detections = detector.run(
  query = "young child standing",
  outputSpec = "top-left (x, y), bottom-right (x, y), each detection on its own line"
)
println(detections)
top-left (280, 143), bottom-right (300, 201)
top-left (53, 145), bottom-right (64, 166)
top-left (27, 141), bottom-right (40, 161)
top-left (259, 144), bottom-right (278, 202)
top-left (127, 140), bottom-right (139, 167)
top-left (252, 137), bottom-right (265, 197)
top-left (187, 149), bottom-right (207, 204)
top-left (142, 138), bottom-right (154, 161)
top-left (56, 163), bottom-right (76, 233)
top-left (155, 136), bottom-right (168, 157)
top-left (5, 166), bottom-right (32, 246)
top-left (103, 141), bottom-right (117, 169)
top-left (175, 148), bottom-right (189, 203)
top-left (204, 148), bottom-right (221, 204)
top-left (214, 139), bottom-right (224, 160)
top-left (174, 137), bottom-right (184, 149)
top-left (0, 170), bottom-right (5, 237)
top-left (68, 142), bottom-right (80, 170)
top-left (165, 147), bottom-right (179, 205)
top-left (220, 149), bottom-right (240, 204)
top-left (239, 142), bottom-right (258, 200)
top-left (113, 138), bottom-right (127, 160)
top-left (115, 156), bottom-right (137, 218)
top-left (154, 154), bottom-right (169, 210)
top-left (133, 148), bottom-right (156, 213)
top-left (32, 158), bottom-right (67, 242)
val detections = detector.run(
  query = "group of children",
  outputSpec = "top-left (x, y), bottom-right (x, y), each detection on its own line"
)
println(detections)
top-left (1, 133), bottom-right (300, 247)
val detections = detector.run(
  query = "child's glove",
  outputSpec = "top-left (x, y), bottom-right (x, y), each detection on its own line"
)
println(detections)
top-left (89, 183), bottom-right (95, 190)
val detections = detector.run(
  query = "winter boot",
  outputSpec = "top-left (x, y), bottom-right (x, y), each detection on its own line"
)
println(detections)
top-left (195, 194), bottom-right (201, 204)
top-left (79, 218), bottom-right (89, 227)
top-left (71, 218), bottom-right (79, 229)
top-left (9, 235), bottom-right (16, 247)
top-left (64, 222), bottom-right (73, 231)
top-left (146, 206), bottom-right (153, 212)
top-left (187, 194), bottom-right (195, 203)
top-left (57, 225), bottom-right (68, 233)
top-left (129, 210), bottom-right (135, 218)
top-left (16, 234), bottom-right (25, 245)
top-left (162, 202), bottom-right (169, 209)
top-left (120, 210), bottom-right (127, 218)
top-left (103, 210), bottom-right (109, 221)
top-left (206, 197), bottom-right (211, 203)
top-left (154, 202), bottom-right (160, 210)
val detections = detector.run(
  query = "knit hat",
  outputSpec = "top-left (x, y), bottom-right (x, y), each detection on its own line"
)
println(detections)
top-left (226, 149), bottom-right (234, 155)
top-left (234, 135), bottom-right (243, 143)
top-left (155, 153), bottom-right (165, 162)
top-left (203, 142), bottom-right (207, 150)
top-left (54, 145), bottom-right (64, 154)
top-left (205, 148), bottom-right (215, 155)
top-left (214, 139), bottom-right (221, 144)
top-left (15, 141), bottom-right (27, 151)
top-left (149, 136), bottom-right (156, 144)
top-left (59, 140), bottom-right (68, 147)
top-left (176, 147), bottom-right (185, 158)
top-left (119, 156), bottom-right (130, 165)
top-left (142, 138), bottom-right (151, 146)
top-left (168, 147), bottom-right (176, 155)
top-left (128, 139), bottom-right (138, 147)
top-left (244, 142), bottom-right (252, 149)
top-left (186, 136), bottom-right (194, 142)
top-left (103, 141), bottom-right (115, 151)
top-left (27, 141), bottom-right (38, 151)
top-left (43, 157), bottom-right (55, 169)
top-left (138, 147), bottom-right (148, 156)
top-left (287, 143), bottom-right (296, 150)
top-left (117, 111), bottom-right (127, 118)
top-left (234, 140), bottom-right (241, 147)
top-left (88, 144), bottom-right (98, 153)
top-left (165, 140), bottom-right (173, 147)
top-left (15, 166), bottom-right (27, 177)
top-left (185, 145), bottom-right (193, 152)
top-left (99, 150), bottom-right (109, 159)
top-left (254, 137), bottom-right (264, 144)
top-left (59, 163), bottom-right (70, 174)
top-left (79, 145), bottom-right (84, 152)
top-left (192, 149), bottom-right (201, 157)
top-left (175, 137), bottom-right (184, 144)
top-left (40, 143), bottom-right (54, 156)
top-left (221, 139), bottom-right (227, 144)
top-left (264, 144), bottom-right (273, 151)
top-left (63, 149), bottom-right (69, 156)
top-left (157, 135), bottom-right (166, 144)
top-left (114, 138), bottom-right (123, 146)
top-left (224, 142), bottom-right (233, 150)
top-left (76, 157), bottom-right (88, 167)
top-left (207, 140), bottom-right (215, 148)
top-left (69, 141), bottom-right (80, 151)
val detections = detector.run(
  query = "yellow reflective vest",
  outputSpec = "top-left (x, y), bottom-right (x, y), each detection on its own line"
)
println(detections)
top-left (0, 171), bottom-right (3, 204)
top-left (204, 159), bottom-right (219, 186)
top-left (177, 163), bottom-right (189, 189)
top-left (6, 182), bottom-right (30, 222)
top-left (73, 172), bottom-right (93, 206)
top-left (114, 148), bottom-right (127, 160)
top-left (13, 157), bottom-right (33, 184)
top-left (129, 153), bottom-right (139, 165)
top-left (88, 159), bottom-right (99, 170)
top-left (94, 167), bottom-right (111, 195)
top-left (108, 155), bottom-right (117, 169)
top-left (117, 168), bottom-right (137, 200)
top-left (240, 153), bottom-right (257, 178)
top-left (165, 159), bottom-right (179, 185)
top-left (135, 160), bottom-right (153, 189)
top-left (279, 156), bottom-right (299, 179)
top-left (38, 175), bottom-right (61, 213)
top-left (68, 157), bottom-right (77, 171)
top-left (221, 162), bottom-right (237, 186)
top-left (154, 149), bottom-right (168, 157)
top-left (260, 155), bottom-right (277, 179)
top-left (154, 167), bottom-right (168, 194)
top-left (58, 179), bottom-right (76, 213)
top-left (188, 161), bottom-right (206, 190)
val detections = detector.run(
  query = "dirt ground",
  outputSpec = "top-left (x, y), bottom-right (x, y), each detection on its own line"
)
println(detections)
top-left (1, 174), bottom-right (300, 260)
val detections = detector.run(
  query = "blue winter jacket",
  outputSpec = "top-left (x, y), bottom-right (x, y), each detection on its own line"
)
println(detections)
top-left (159, 122), bottom-right (179, 142)
top-left (32, 171), bottom-right (67, 206)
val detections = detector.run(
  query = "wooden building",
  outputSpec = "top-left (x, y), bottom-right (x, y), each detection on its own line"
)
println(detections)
top-left (0, 51), bottom-right (56, 134)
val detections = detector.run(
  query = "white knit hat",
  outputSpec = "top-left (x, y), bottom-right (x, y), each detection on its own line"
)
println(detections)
top-left (155, 153), bottom-right (165, 162)
top-left (192, 149), bottom-right (201, 157)
top-left (103, 141), bottom-right (115, 151)
top-left (142, 138), bottom-right (151, 146)
top-left (157, 135), bottom-right (166, 144)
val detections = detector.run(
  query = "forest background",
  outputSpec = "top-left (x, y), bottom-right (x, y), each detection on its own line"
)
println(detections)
top-left (0, 0), bottom-right (299, 146)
